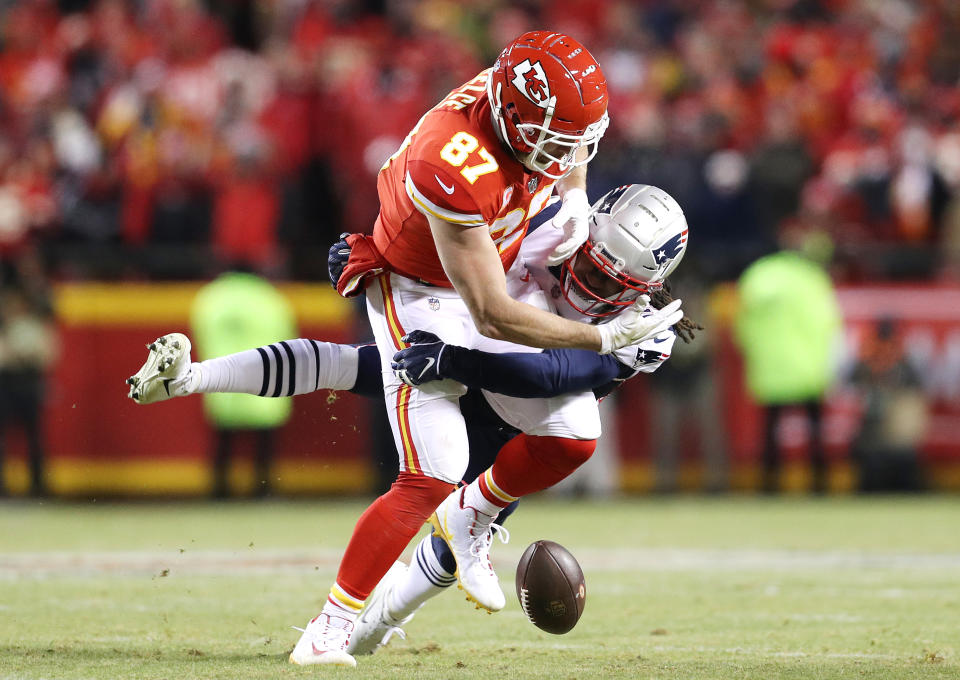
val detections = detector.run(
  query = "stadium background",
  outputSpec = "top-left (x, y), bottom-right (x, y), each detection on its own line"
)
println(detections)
top-left (2, 0), bottom-right (960, 496)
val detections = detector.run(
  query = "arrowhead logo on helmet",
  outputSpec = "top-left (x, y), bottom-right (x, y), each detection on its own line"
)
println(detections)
top-left (487, 31), bottom-right (609, 179)
top-left (510, 59), bottom-right (552, 108)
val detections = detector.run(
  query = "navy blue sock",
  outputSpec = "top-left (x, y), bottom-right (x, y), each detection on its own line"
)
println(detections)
top-left (431, 534), bottom-right (457, 574)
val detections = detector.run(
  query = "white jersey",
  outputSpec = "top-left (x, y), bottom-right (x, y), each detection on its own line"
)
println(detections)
top-left (504, 217), bottom-right (677, 379)
top-left (364, 206), bottom-right (676, 480)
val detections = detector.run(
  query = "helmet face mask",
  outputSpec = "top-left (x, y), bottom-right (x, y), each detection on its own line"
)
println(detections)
top-left (514, 114), bottom-right (609, 177)
top-left (558, 184), bottom-right (689, 319)
top-left (560, 244), bottom-right (663, 318)
top-left (488, 31), bottom-right (609, 179)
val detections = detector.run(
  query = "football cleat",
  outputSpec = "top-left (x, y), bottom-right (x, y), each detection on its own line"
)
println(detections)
top-left (289, 613), bottom-right (357, 667)
top-left (126, 333), bottom-right (194, 404)
top-left (430, 487), bottom-right (509, 613)
top-left (347, 561), bottom-right (416, 655)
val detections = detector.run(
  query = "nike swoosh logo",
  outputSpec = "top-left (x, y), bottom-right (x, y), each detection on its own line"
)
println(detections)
top-left (162, 378), bottom-right (173, 395)
top-left (652, 336), bottom-right (668, 344)
top-left (435, 175), bottom-right (455, 195)
top-left (416, 357), bottom-right (436, 380)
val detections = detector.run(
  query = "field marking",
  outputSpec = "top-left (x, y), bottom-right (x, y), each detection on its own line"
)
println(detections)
top-left (649, 645), bottom-right (907, 661)
top-left (4, 547), bottom-right (960, 578)
top-left (0, 549), bottom-right (343, 578)
top-left (499, 640), bottom-right (915, 661)
top-left (574, 547), bottom-right (960, 571)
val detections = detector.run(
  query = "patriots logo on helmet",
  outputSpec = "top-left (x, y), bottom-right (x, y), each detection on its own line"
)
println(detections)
top-left (653, 229), bottom-right (688, 266)
top-left (511, 59), bottom-right (551, 108)
top-left (596, 185), bottom-right (630, 215)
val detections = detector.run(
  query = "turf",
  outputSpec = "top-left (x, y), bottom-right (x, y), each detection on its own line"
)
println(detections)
top-left (2, 496), bottom-right (959, 679)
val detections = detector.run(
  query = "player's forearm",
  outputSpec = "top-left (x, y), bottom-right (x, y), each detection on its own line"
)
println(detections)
top-left (556, 148), bottom-right (588, 196)
top-left (469, 293), bottom-right (602, 351)
top-left (441, 346), bottom-right (621, 397)
top-left (430, 214), bottom-right (602, 351)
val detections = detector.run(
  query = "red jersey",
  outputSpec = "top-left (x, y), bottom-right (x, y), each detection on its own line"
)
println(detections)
top-left (373, 70), bottom-right (557, 287)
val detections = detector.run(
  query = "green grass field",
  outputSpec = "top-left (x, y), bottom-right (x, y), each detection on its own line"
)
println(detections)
top-left (2, 496), bottom-right (959, 679)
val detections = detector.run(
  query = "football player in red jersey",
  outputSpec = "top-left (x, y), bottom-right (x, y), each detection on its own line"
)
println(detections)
top-left (283, 33), bottom-right (683, 667)
top-left (127, 182), bottom-right (689, 666)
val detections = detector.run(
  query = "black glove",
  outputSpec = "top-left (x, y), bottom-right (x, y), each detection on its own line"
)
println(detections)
top-left (391, 330), bottom-right (448, 386)
top-left (327, 233), bottom-right (351, 287)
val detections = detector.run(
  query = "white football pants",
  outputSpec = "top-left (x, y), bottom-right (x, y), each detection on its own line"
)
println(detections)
top-left (365, 272), bottom-right (601, 484)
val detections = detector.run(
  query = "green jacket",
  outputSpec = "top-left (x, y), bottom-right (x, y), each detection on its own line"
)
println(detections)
top-left (190, 273), bottom-right (297, 428)
top-left (734, 251), bottom-right (842, 404)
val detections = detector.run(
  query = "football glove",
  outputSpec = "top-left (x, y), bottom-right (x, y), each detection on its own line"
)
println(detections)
top-left (596, 298), bottom-right (684, 354)
top-left (546, 188), bottom-right (591, 266)
top-left (392, 330), bottom-right (448, 386)
top-left (327, 233), bottom-right (351, 288)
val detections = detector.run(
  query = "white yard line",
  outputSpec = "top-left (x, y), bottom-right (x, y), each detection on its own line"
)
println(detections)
top-left (0, 549), bottom-right (344, 577)
top-left (570, 547), bottom-right (960, 571)
top-left (500, 640), bottom-right (911, 660)
top-left (4, 547), bottom-right (960, 578)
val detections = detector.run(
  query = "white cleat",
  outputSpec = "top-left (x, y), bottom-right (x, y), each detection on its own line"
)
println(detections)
top-left (348, 561), bottom-right (416, 655)
top-left (289, 613), bottom-right (357, 667)
top-left (430, 487), bottom-right (509, 613)
top-left (126, 333), bottom-right (194, 404)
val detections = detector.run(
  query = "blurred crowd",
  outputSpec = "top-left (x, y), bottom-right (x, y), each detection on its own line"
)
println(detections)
top-left (2, 0), bottom-right (960, 495)
top-left (0, 0), bottom-right (958, 283)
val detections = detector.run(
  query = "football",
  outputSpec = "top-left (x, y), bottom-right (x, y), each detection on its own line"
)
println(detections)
top-left (515, 540), bottom-right (586, 634)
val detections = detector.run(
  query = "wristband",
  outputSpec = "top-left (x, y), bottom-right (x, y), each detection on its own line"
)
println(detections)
top-left (596, 324), bottom-right (614, 355)
top-left (560, 187), bottom-right (588, 209)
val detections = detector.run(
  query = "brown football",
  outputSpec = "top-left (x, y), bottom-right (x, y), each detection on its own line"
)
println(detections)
top-left (515, 540), bottom-right (586, 634)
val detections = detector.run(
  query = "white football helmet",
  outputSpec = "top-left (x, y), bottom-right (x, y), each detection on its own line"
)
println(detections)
top-left (558, 184), bottom-right (689, 318)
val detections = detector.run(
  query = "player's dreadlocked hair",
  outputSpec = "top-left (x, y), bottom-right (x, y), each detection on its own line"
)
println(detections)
top-left (650, 280), bottom-right (703, 344)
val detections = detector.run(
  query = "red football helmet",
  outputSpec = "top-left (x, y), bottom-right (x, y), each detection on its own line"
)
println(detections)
top-left (487, 31), bottom-right (609, 179)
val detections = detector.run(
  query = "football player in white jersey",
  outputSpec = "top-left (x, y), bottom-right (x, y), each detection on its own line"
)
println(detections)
top-left (127, 183), bottom-right (698, 656)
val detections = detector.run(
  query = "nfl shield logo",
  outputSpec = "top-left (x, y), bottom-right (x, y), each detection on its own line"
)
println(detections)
top-left (546, 600), bottom-right (567, 616)
top-left (528, 176), bottom-right (539, 193)
top-left (428, 297), bottom-right (440, 311)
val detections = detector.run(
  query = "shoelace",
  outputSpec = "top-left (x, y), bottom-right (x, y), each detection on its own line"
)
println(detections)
top-left (380, 625), bottom-right (406, 647)
top-left (373, 594), bottom-right (418, 648)
top-left (468, 522), bottom-right (510, 563)
top-left (291, 616), bottom-right (353, 652)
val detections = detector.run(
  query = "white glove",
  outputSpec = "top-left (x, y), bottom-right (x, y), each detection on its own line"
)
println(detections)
top-left (546, 188), bottom-right (591, 266)
top-left (596, 298), bottom-right (684, 354)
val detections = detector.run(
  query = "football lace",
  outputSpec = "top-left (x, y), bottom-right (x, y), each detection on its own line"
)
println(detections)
top-left (519, 586), bottom-right (533, 621)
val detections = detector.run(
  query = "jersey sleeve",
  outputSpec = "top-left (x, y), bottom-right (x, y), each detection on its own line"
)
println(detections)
top-left (611, 328), bottom-right (677, 376)
top-left (405, 160), bottom-right (488, 226)
top-left (517, 210), bottom-right (564, 269)
top-left (403, 117), bottom-right (505, 227)
top-left (439, 345), bottom-right (623, 398)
